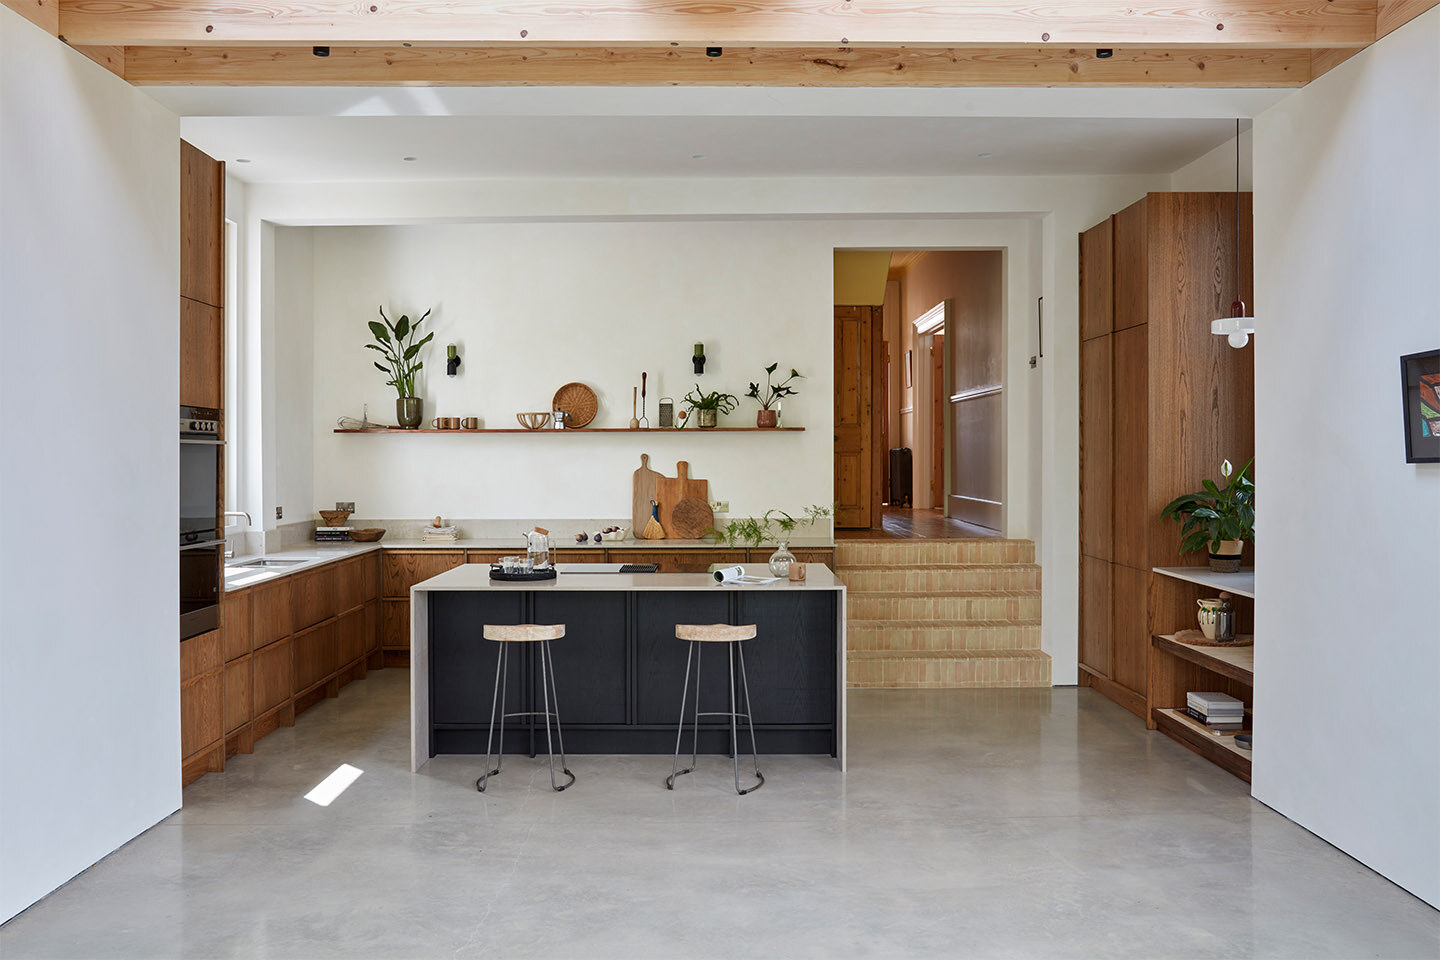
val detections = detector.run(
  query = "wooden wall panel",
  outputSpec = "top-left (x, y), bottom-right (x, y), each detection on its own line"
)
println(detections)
top-left (1079, 218), bottom-right (1114, 340)
top-left (1079, 556), bottom-right (1113, 678)
top-left (252, 579), bottom-right (292, 648)
top-left (1110, 564), bottom-right (1149, 695)
top-left (180, 140), bottom-right (223, 308)
top-left (1111, 324), bottom-right (1149, 570)
top-left (1080, 335), bottom-right (1113, 561)
top-left (384, 551), bottom-right (465, 596)
top-left (223, 656), bottom-right (251, 733)
top-left (252, 637), bottom-right (293, 715)
top-left (1112, 197), bottom-right (1149, 332)
top-left (222, 589), bottom-right (252, 661)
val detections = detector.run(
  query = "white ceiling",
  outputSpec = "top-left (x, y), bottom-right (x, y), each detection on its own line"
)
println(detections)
top-left (183, 114), bottom-right (1246, 183)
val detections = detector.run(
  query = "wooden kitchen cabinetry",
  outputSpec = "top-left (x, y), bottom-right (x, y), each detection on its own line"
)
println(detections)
top-left (1077, 193), bottom-right (1254, 719)
top-left (185, 552), bottom-right (382, 786)
top-left (179, 140), bottom-right (224, 408)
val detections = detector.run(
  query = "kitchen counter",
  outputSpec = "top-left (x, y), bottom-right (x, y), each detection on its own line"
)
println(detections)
top-left (223, 542), bottom-right (382, 589)
top-left (410, 564), bottom-right (847, 772)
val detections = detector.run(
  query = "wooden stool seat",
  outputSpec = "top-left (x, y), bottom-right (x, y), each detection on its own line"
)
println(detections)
top-left (483, 623), bottom-right (565, 642)
top-left (675, 623), bottom-right (757, 643)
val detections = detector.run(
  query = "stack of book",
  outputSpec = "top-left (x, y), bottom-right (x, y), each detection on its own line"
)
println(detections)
top-left (1186, 691), bottom-right (1245, 730)
top-left (421, 525), bottom-right (458, 543)
top-left (315, 526), bottom-right (355, 542)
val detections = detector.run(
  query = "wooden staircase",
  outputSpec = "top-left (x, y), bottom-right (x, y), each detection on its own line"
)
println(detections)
top-left (836, 539), bottom-right (1049, 688)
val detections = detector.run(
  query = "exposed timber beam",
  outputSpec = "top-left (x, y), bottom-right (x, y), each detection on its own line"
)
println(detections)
top-left (58, 1), bottom-right (1378, 49)
top-left (4, 0), bottom-right (59, 35)
top-left (122, 44), bottom-right (1313, 87)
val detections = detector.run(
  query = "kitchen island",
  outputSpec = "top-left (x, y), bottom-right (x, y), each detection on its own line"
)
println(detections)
top-left (410, 564), bottom-right (847, 772)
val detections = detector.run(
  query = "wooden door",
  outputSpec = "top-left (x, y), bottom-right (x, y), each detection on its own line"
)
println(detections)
top-left (930, 333), bottom-right (945, 511)
top-left (1112, 324), bottom-right (1149, 570)
top-left (834, 306), bottom-right (874, 528)
top-left (880, 340), bottom-right (891, 501)
top-left (1079, 335), bottom-right (1113, 560)
top-left (1079, 217), bottom-right (1114, 340)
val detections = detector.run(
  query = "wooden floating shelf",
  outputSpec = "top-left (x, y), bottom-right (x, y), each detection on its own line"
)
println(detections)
top-left (1152, 634), bottom-right (1254, 686)
top-left (1152, 566), bottom-right (1255, 599)
top-left (1151, 708), bottom-right (1252, 782)
top-left (334, 427), bottom-right (805, 434)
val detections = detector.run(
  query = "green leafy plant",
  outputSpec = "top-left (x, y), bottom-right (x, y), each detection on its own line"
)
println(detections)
top-left (1161, 458), bottom-right (1255, 554)
top-left (708, 505), bottom-right (834, 548)
top-left (746, 363), bottom-right (803, 410)
top-left (366, 307), bottom-right (434, 398)
top-left (678, 384), bottom-right (739, 427)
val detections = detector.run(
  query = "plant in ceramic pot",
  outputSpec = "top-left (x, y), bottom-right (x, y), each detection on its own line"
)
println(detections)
top-left (707, 505), bottom-right (833, 576)
top-left (746, 363), bottom-right (803, 428)
top-left (1161, 458), bottom-right (1255, 573)
top-left (680, 384), bottom-right (738, 429)
top-left (367, 306), bottom-right (434, 428)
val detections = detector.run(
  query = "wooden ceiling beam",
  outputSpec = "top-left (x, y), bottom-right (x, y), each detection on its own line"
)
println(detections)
top-left (122, 44), bottom-right (1313, 87)
top-left (59, 0), bottom-right (1377, 49)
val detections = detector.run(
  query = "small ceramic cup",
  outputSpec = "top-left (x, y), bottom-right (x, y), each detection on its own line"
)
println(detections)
top-left (461, 417), bottom-right (479, 430)
top-left (789, 562), bottom-right (807, 582)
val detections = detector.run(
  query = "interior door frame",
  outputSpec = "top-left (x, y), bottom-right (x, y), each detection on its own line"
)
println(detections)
top-left (911, 300), bottom-right (949, 512)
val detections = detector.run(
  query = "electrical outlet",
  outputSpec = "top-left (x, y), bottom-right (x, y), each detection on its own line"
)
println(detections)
top-left (336, 501), bottom-right (355, 512)
top-left (710, 500), bottom-right (729, 514)
top-left (275, 506), bottom-right (283, 520)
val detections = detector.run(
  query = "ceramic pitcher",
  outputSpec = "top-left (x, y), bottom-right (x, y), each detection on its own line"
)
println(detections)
top-left (1196, 598), bottom-right (1225, 640)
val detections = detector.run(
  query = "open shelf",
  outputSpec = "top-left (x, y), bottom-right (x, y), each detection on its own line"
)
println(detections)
top-left (1152, 708), bottom-right (1252, 782)
top-left (1153, 634), bottom-right (1254, 685)
top-left (335, 427), bottom-right (804, 434)
top-left (1152, 566), bottom-right (1255, 598)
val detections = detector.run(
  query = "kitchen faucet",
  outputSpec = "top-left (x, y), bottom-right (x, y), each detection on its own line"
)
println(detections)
top-left (223, 511), bottom-right (252, 559)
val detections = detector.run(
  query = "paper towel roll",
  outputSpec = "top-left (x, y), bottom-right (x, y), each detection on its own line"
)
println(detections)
top-left (712, 565), bottom-right (745, 584)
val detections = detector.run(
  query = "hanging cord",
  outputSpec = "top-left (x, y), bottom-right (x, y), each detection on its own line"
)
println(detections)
top-left (1234, 119), bottom-right (1242, 314)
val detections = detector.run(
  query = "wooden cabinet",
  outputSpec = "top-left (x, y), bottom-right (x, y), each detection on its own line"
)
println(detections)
top-left (180, 629), bottom-right (224, 784)
top-left (337, 607), bottom-right (366, 668)
top-left (384, 551), bottom-right (464, 596)
top-left (382, 600), bottom-right (410, 655)
top-left (252, 636), bottom-right (293, 716)
top-left (291, 565), bottom-right (337, 632)
top-left (223, 657), bottom-right (252, 734)
top-left (180, 298), bottom-right (222, 409)
top-left (364, 600), bottom-right (380, 655)
top-left (222, 589), bottom-right (252, 661)
top-left (252, 578), bottom-right (292, 648)
top-left (180, 140), bottom-right (224, 308)
top-left (618, 549), bottom-right (748, 573)
top-left (1077, 193), bottom-right (1254, 720)
top-left (293, 621), bottom-right (338, 693)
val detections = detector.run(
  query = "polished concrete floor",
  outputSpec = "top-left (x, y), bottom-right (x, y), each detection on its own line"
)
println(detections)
top-left (3, 670), bottom-right (1436, 959)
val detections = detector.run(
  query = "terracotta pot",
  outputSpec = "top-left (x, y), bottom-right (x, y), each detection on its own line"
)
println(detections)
top-left (1208, 539), bottom-right (1244, 573)
top-left (396, 396), bottom-right (423, 429)
top-left (757, 409), bottom-right (778, 428)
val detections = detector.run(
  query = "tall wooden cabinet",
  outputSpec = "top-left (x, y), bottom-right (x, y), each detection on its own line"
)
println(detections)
top-left (1078, 192), bottom-right (1255, 718)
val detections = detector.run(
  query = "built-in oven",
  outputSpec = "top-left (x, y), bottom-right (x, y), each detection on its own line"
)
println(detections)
top-left (180, 405), bottom-right (223, 640)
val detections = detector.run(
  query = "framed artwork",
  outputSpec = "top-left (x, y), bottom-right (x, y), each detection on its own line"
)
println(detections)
top-left (1400, 349), bottom-right (1440, 463)
top-left (904, 349), bottom-right (913, 388)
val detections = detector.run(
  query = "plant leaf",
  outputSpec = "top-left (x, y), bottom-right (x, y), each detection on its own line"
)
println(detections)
top-left (394, 314), bottom-right (410, 340)
top-left (368, 321), bottom-right (390, 342)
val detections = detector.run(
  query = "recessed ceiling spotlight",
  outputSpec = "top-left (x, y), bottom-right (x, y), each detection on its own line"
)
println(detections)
top-left (691, 153), bottom-right (706, 159)
top-left (402, 156), bottom-right (417, 162)
top-left (234, 158), bottom-right (251, 163)
top-left (1095, 48), bottom-right (1114, 59)
top-left (977, 152), bottom-right (993, 159)
top-left (312, 46), bottom-right (330, 57)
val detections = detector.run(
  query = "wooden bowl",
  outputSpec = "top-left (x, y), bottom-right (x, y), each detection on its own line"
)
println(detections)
top-left (349, 528), bottom-right (385, 542)
top-left (516, 411), bottom-right (550, 430)
top-left (319, 509), bottom-right (352, 526)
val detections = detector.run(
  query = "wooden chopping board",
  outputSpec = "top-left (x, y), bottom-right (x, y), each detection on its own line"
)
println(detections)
top-left (631, 453), bottom-right (663, 532)
top-left (655, 461), bottom-right (709, 539)
top-left (669, 497), bottom-right (714, 540)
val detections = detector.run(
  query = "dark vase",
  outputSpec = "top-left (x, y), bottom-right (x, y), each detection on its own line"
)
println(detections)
top-left (756, 409), bottom-right (778, 428)
top-left (396, 396), bottom-right (423, 429)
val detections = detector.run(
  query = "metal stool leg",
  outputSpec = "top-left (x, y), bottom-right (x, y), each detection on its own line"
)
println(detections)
top-left (736, 641), bottom-right (764, 794)
top-left (728, 644), bottom-right (741, 793)
top-left (477, 642), bottom-right (508, 792)
top-left (540, 640), bottom-right (576, 792)
top-left (667, 640), bottom-right (696, 789)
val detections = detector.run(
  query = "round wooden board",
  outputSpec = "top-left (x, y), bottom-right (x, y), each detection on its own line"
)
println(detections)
top-left (669, 496), bottom-right (714, 540)
top-left (552, 382), bottom-right (597, 428)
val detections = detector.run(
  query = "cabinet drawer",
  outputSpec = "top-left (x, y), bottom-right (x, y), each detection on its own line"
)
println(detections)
top-left (335, 557), bottom-right (366, 612)
top-left (252, 578), bottom-right (292, 648)
top-left (337, 607), bottom-right (366, 667)
top-left (290, 565), bottom-right (337, 632)
top-left (364, 600), bottom-right (380, 654)
top-left (222, 589), bottom-right (253, 661)
top-left (466, 550), bottom-right (507, 564)
top-left (382, 599), bottom-right (410, 650)
top-left (181, 670), bottom-right (223, 758)
top-left (384, 551), bottom-right (464, 596)
top-left (293, 621), bottom-right (338, 692)
top-left (361, 553), bottom-right (380, 602)
top-left (252, 637), bottom-right (293, 715)
top-left (180, 630), bottom-right (222, 683)
top-left (618, 549), bottom-right (747, 573)
top-left (223, 657), bottom-right (252, 734)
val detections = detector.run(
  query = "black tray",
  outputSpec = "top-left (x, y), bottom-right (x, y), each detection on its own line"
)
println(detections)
top-left (488, 566), bottom-right (557, 582)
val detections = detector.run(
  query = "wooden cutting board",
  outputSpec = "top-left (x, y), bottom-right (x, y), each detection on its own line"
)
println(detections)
top-left (655, 461), bottom-right (709, 539)
top-left (669, 497), bottom-right (714, 541)
top-left (631, 453), bottom-right (663, 532)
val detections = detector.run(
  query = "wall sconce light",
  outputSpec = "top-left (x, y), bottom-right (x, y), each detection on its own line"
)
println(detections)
top-left (446, 344), bottom-right (461, 376)
top-left (693, 343), bottom-right (706, 375)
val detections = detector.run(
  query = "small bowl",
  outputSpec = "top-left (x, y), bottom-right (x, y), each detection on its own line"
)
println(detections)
top-left (319, 509), bottom-right (352, 526)
top-left (1234, 733), bottom-right (1252, 751)
top-left (349, 528), bottom-right (385, 542)
top-left (516, 412), bottom-right (550, 431)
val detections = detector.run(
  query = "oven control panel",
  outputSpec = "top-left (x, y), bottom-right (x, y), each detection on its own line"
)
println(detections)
top-left (180, 405), bottom-right (222, 438)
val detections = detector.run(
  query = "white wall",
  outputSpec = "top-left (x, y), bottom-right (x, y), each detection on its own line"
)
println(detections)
top-left (0, 8), bottom-right (181, 922)
top-left (269, 226), bottom-right (315, 524)
top-left (1170, 126), bottom-right (1253, 192)
top-left (1251, 8), bottom-right (1440, 907)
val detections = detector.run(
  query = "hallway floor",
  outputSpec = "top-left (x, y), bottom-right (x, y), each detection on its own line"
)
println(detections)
top-left (3, 669), bottom-right (1435, 959)
top-left (836, 506), bottom-right (1001, 540)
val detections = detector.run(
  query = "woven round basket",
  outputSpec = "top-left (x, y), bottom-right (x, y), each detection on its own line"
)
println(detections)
top-left (552, 382), bottom-right (597, 429)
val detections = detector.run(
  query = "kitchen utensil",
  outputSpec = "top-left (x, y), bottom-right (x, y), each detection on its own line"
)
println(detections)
top-left (525, 527), bottom-right (554, 568)
top-left (641, 500), bottom-right (665, 540)
top-left (318, 509), bottom-right (351, 526)
top-left (655, 461), bottom-right (709, 539)
top-left (550, 411), bottom-right (567, 429)
top-left (552, 382), bottom-right (597, 429)
top-left (349, 528), bottom-right (385, 542)
top-left (658, 397), bottom-right (674, 428)
top-left (629, 387), bottom-right (640, 430)
top-left (632, 453), bottom-right (662, 532)
top-left (669, 496), bottom-right (714, 540)
top-left (461, 417), bottom-right (479, 430)
top-left (638, 372), bottom-right (649, 429)
top-left (516, 411), bottom-right (549, 430)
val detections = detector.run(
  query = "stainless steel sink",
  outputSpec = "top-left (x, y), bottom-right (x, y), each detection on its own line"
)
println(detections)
top-left (236, 559), bottom-right (305, 567)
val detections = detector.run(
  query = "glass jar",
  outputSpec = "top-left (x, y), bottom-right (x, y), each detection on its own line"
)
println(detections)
top-left (767, 541), bottom-right (796, 578)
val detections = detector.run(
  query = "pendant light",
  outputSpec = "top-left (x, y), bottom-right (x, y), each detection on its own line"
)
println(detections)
top-left (1211, 119), bottom-right (1255, 348)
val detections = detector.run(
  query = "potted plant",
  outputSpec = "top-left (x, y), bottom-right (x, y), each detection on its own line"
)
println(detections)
top-left (746, 363), bottom-right (803, 428)
top-left (708, 505), bottom-right (833, 576)
top-left (1161, 458), bottom-right (1255, 573)
top-left (366, 307), bottom-right (434, 428)
top-left (680, 384), bottom-right (738, 429)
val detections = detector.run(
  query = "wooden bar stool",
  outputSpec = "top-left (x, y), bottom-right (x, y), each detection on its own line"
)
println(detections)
top-left (667, 623), bottom-right (764, 795)
top-left (477, 623), bottom-right (575, 793)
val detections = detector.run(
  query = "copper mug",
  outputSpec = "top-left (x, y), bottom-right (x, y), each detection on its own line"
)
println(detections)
top-left (461, 417), bottom-right (480, 430)
top-left (431, 417), bottom-right (460, 430)
top-left (788, 562), bottom-right (807, 582)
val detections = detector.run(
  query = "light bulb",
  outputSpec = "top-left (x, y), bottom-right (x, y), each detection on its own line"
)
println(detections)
top-left (1228, 331), bottom-right (1250, 348)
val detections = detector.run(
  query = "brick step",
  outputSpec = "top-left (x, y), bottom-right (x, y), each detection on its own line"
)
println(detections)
top-left (847, 649), bottom-right (1052, 688)
top-left (837, 563), bottom-right (1041, 593)
top-left (847, 619), bottom-right (1042, 652)
top-left (846, 591), bottom-right (1042, 622)
top-left (835, 539), bottom-right (1035, 567)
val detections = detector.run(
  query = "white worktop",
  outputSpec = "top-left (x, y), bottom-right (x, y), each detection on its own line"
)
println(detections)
top-left (410, 563), bottom-right (844, 593)
top-left (223, 542), bottom-right (382, 588)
